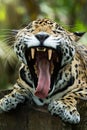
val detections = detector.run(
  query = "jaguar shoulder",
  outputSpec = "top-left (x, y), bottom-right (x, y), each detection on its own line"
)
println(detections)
top-left (0, 18), bottom-right (87, 124)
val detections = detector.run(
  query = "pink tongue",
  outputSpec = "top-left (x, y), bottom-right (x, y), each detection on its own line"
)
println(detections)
top-left (35, 59), bottom-right (50, 99)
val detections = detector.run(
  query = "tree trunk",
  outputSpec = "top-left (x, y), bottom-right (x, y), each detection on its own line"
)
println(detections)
top-left (0, 90), bottom-right (87, 130)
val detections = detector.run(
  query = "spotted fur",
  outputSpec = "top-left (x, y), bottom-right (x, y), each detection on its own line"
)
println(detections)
top-left (0, 18), bottom-right (87, 124)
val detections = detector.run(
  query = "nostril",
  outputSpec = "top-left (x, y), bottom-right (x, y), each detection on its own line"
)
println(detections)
top-left (35, 34), bottom-right (49, 42)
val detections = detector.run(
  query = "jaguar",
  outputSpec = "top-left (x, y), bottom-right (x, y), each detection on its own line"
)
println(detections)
top-left (0, 18), bottom-right (87, 124)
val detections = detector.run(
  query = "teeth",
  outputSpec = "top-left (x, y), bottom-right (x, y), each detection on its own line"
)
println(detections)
top-left (48, 49), bottom-right (52, 60)
top-left (30, 48), bottom-right (53, 60)
top-left (31, 48), bottom-right (35, 59)
top-left (37, 48), bottom-right (46, 52)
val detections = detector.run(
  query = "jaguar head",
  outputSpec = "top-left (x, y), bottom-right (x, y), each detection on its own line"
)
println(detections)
top-left (14, 18), bottom-right (76, 99)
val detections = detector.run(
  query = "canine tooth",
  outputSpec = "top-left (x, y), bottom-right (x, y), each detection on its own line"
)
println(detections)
top-left (31, 48), bottom-right (35, 59)
top-left (48, 49), bottom-right (52, 60)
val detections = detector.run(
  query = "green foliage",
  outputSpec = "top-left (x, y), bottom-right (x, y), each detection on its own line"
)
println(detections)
top-left (0, 5), bottom-right (6, 21)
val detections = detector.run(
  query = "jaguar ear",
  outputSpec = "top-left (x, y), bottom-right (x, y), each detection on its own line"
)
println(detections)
top-left (73, 32), bottom-right (86, 42)
top-left (74, 32), bottom-right (85, 36)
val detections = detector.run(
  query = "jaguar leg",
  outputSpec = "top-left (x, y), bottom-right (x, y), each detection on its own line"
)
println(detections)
top-left (48, 93), bottom-right (80, 124)
top-left (0, 83), bottom-right (31, 113)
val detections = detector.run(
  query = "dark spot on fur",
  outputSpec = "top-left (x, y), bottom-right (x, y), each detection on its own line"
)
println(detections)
top-left (79, 93), bottom-right (84, 97)
top-left (65, 76), bottom-right (75, 88)
top-left (69, 67), bottom-right (71, 72)
top-left (69, 50), bottom-right (73, 57)
top-left (85, 50), bottom-right (87, 53)
top-left (75, 64), bottom-right (78, 68)
top-left (53, 30), bottom-right (57, 34)
top-left (70, 111), bottom-right (72, 115)
top-left (66, 56), bottom-right (70, 60)
top-left (78, 88), bottom-right (83, 91)
top-left (78, 80), bottom-right (81, 84)
top-left (65, 48), bottom-right (68, 53)
top-left (75, 70), bottom-right (78, 79)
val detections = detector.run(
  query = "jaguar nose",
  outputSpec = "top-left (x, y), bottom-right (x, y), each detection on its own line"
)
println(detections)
top-left (35, 33), bottom-right (49, 44)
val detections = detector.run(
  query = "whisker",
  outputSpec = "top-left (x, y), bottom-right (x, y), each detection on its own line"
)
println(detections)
top-left (0, 28), bottom-right (12, 30)
top-left (4, 44), bottom-right (14, 51)
top-left (0, 29), bottom-right (18, 37)
top-left (0, 35), bottom-right (15, 39)
top-left (11, 30), bottom-right (19, 35)
top-left (0, 29), bottom-right (19, 69)
top-left (0, 30), bottom-right (11, 32)
top-left (2, 39), bottom-right (14, 44)
top-left (3, 47), bottom-right (19, 69)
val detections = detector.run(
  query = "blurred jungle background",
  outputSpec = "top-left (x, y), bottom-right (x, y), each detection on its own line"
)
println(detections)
top-left (0, 0), bottom-right (87, 89)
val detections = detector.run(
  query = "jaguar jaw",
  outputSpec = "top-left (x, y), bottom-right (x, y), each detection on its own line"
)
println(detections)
top-left (25, 47), bottom-right (61, 99)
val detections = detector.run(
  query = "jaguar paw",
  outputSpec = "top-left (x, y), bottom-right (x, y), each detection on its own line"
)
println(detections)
top-left (48, 100), bottom-right (80, 124)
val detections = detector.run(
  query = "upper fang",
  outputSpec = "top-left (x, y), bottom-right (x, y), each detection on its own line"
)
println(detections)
top-left (31, 48), bottom-right (35, 59)
top-left (48, 49), bottom-right (52, 60)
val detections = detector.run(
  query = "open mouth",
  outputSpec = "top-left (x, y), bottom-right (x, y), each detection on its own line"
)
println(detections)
top-left (25, 47), bottom-right (61, 99)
